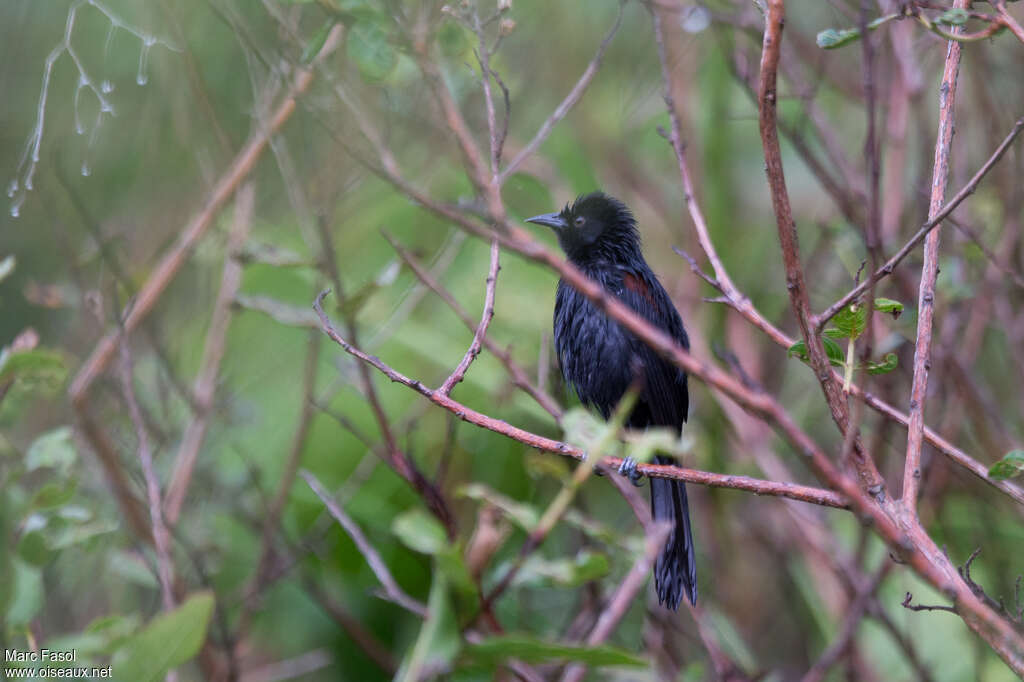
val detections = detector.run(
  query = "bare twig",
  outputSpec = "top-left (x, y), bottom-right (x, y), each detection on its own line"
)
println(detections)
top-left (902, 592), bottom-right (958, 614)
top-left (316, 220), bottom-right (457, 538)
top-left (497, 3), bottom-right (624, 184)
top-left (300, 470), bottom-right (428, 618)
top-left (165, 182), bottom-right (255, 524)
top-left (903, 2), bottom-right (967, 510)
top-left (384, 231), bottom-right (561, 418)
top-left (995, 0), bottom-right (1024, 44)
top-left (802, 562), bottom-right (891, 682)
top-left (440, 239), bottom-right (500, 395)
top-left (117, 331), bottom-right (175, 612)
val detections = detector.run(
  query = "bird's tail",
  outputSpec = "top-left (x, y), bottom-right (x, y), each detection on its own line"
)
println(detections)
top-left (649, 455), bottom-right (697, 608)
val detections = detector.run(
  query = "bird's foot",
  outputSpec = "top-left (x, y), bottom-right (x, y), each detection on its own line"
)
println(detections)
top-left (617, 457), bottom-right (645, 487)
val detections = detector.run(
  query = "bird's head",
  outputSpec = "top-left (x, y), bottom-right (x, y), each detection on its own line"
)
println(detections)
top-left (526, 192), bottom-right (641, 265)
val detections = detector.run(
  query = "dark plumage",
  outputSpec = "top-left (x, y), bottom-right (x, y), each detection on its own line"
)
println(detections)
top-left (527, 192), bottom-right (697, 608)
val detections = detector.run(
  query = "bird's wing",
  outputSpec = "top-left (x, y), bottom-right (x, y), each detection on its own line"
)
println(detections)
top-left (616, 268), bottom-right (689, 430)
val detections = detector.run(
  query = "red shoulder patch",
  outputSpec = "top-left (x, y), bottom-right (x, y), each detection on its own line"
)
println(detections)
top-left (623, 272), bottom-right (657, 307)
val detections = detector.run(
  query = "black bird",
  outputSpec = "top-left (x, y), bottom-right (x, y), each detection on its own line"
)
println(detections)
top-left (527, 192), bottom-right (697, 608)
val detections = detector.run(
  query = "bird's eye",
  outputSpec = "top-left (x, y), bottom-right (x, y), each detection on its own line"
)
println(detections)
top-left (573, 216), bottom-right (585, 227)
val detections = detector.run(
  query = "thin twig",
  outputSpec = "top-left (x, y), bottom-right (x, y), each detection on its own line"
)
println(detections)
top-left (300, 470), bottom-right (427, 618)
top-left (497, 3), bottom-right (624, 184)
top-left (384, 231), bottom-right (561, 418)
top-left (165, 182), bottom-right (255, 524)
top-left (903, 3), bottom-right (967, 510)
top-left (440, 239), bottom-right (500, 395)
top-left (117, 330), bottom-right (176, 612)
top-left (559, 522), bottom-right (672, 682)
top-left (803, 562), bottom-right (891, 682)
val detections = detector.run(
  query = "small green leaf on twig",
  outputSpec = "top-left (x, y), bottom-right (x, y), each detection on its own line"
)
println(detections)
top-left (817, 27), bottom-right (861, 49)
top-left (874, 297), bottom-right (904, 319)
top-left (787, 337), bottom-right (846, 367)
top-left (834, 304), bottom-right (867, 340)
top-left (864, 353), bottom-right (899, 375)
top-left (816, 12), bottom-right (900, 50)
top-left (988, 451), bottom-right (1024, 481)
top-left (347, 18), bottom-right (397, 81)
top-left (463, 634), bottom-right (646, 667)
top-left (0, 254), bottom-right (15, 283)
top-left (301, 18), bottom-right (337, 64)
top-left (937, 8), bottom-right (969, 26)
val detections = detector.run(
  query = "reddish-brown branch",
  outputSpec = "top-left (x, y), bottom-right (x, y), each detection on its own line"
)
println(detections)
top-left (904, 3), bottom-right (967, 510)
top-left (440, 239), bottom-right (500, 395)
top-left (313, 290), bottom-right (846, 509)
top-left (995, 0), bottom-right (1024, 44)
top-left (757, 0), bottom-right (884, 497)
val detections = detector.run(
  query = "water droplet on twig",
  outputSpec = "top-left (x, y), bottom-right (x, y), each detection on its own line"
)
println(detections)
top-left (81, 162), bottom-right (91, 177)
top-left (137, 41), bottom-right (151, 85)
top-left (7, 180), bottom-right (18, 198)
top-left (101, 80), bottom-right (113, 94)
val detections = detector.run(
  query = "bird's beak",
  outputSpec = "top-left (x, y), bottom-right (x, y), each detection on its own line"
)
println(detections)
top-left (525, 212), bottom-right (568, 232)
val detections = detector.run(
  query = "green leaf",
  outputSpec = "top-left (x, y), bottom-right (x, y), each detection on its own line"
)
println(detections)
top-left (114, 592), bottom-right (215, 682)
top-left (437, 21), bottom-right (469, 57)
top-left (833, 304), bottom-right (867, 339)
top-left (988, 451), bottom-right (1024, 481)
top-left (513, 551), bottom-right (610, 588)
top-left (459, 483), bottom-right (539, 531)
top-left (17, 529), bottom-right (53, 566)
top-left (6, 558), bottom-right (43, 626)
top-left (816, 13), bottom-right (899, 49)
top-left (863, 353), bottom-right (898, 375)
top-left (787, 337), bottom-right (845, 367)
top-left (874, 297), bottom-right (904, 319)
top-left (464, 634), bottom-right (645, 667)
top-left (25, 426), bottom-right (77, 475)
top-left (624, 427), bottom-right (685, 464)
top-left (561, 407), bottom-right (616, 454)
top-left (396, 570), bottom-right (460, 682)
top-left (301, 18), bottom-right (336, 64)
top-left (393, 508), bottom-right (448, 555)
top-left (0, 254), bottom-right (14, 283)
top-left (0, 348), bottom-right (67, 384)
top-left (31, 479), bottom-right (77, 509)
top-left (233, 294), bottom-right (320, 327)
top-left (937, 8), bottom-right (969, 25)
top-left (347, 18), bottom-right (397, 81)
top-left (816, 27), bottom-right (860, 49)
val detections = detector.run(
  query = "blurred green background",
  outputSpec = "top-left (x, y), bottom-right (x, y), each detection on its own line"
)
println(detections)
top-left (2, 0), bottom-right (1024, 680)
